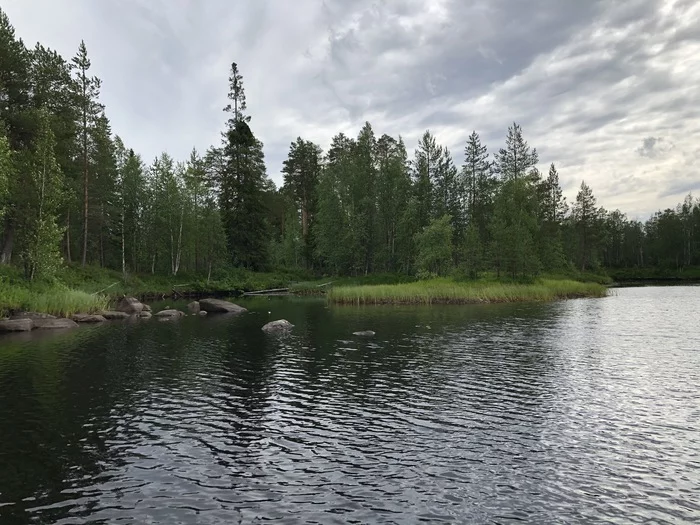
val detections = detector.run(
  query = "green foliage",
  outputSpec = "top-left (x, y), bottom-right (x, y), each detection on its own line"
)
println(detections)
top-left (414, 215), bottom-right (453, 276)
top-left (327, 278), bottom-right (607, 305)
top-left (490, 179), bottom-right (541, 278)
top-left (2, 4), bottom-right (700, 302)
top-left (18, 110), bottom-right (64, 280)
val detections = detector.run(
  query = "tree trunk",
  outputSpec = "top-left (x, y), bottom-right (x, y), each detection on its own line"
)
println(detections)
top-left (65, 210), bottom-right (72, 263)
top-left (81, 101), bottom-right (88, 267)
top-left (121, 207), bottom-right (126, 280)
top-left (0, 217), bottom-right (14, 264)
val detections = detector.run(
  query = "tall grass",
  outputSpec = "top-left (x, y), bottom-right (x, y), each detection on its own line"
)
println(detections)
top-left (0, 281), bottom-right (109, 317)
top-left (327, 278), bottom-right (608, 305)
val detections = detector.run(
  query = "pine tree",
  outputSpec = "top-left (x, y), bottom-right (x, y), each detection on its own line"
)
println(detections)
top-left (219, 62), bottom-right (269, 270)
top-left (375, 134), bottom-right (412, 272)
top-left (490, 179), bottom-right (541, 278)
top-left (536, 163), bottom-right (568, 269)
top-left (572, 181), bottom-right (600, 271)
top-left (70, 40), bottom-right (103, 267)
top-left (282, 137), bottom-right (322, 268)
top-left (495, 123), bottom-right (538, 181)
top-left (0, 8), bottom-right (31, 264)
top-left (460, 130), bottom-right (494, 263)
top-left (412, 131), bottom-right (438, 230)
top-left (314, 133), bottom-right (357, 274)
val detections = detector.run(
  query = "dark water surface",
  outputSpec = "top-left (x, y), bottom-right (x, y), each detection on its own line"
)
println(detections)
top-left (1, 287), bottom-right (699, 524)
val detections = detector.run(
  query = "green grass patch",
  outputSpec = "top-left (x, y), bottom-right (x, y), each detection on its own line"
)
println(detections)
top-left (327, 278), bottom-right (608, 305)
top-left (0, 281), bottom-right (108, 317)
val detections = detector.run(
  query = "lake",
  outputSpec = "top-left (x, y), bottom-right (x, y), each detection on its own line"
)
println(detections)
top-left (0, 286), bottom-right (699, 524)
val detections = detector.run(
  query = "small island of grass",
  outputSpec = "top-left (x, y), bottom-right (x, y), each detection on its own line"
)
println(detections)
top-left (326, 278), bottom-right (608, 305)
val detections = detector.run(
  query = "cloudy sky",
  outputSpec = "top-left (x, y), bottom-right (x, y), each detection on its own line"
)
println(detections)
top-left (4, 0), bottom-right (699, 218)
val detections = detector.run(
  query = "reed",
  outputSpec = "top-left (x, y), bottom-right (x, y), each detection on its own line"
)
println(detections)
top-left (327, 278), bottom-right (608, 305)
top-left (0, 282), bottom-right (109, 317)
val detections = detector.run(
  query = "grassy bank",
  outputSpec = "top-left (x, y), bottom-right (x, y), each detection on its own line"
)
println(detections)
top-left (0, 282), bottom-right (108, 317)
top-left (327, 278), bottom-right (608, 305)
top-left (0, 264), bottom-right (311, 317)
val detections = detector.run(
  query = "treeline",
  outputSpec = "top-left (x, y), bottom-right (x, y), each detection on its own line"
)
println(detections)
top-left (1, 7), bottom-right (699, 283)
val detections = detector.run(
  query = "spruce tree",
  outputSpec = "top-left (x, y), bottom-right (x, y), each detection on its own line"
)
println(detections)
top-left (219, 62), bottom-right (269, 270)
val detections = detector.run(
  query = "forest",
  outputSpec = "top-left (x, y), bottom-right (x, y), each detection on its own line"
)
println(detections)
top-left (1, 7), bottom-right (699, 293)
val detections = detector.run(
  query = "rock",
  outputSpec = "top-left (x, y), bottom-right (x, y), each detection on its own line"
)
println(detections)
top-left (199, 298), bottom-right (248, 314)
top-left (72, 314), bottom-right (107, 323)
top-left (187, 301), bottom-right (201, 314)
top-left (100, 311), bottom-right (130, 320)
top-left (198, 311), bottom-right (208, 316)
top-left (142, 304), bottom-right (152, 312)
top-left (10, 312), bottom-right (56, 320)
top-left (116, 296), bottom-right (144, 314)
top-left (262, 319), bottom-right (294, 334)
top-left (139, 311), bottom-right (152, 319)
top-left (154, 309), bottom-right (185, 318)
top-left (33, 318), bottom-right (79, 330)
top-left (0, 319), bottom-right (33, 332)
top-left (353, 330), bottom-right (376, 337)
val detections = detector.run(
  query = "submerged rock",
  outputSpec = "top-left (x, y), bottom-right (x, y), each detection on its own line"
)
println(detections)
top-left (198, 311), bottom-right (208, 316)
top-left (262, 319), bottom-right (294, 333)
top-left (72, 314), bottom-right (107, 323)
top-left (154, 309), bottom-right (185, 318)
top-left (353, 330), bottom-right (376, 337)
top-left (33, 318), bottom-right (79, 330)
top-left (100, 311), bottom-right (130, 320)
top-left (187, 301), bottom-right (201, 314)
top-left (0, 319), bottom-right (33, 332)
top-left (117, 296), bottom-right (144, 314)
top-left (199, 298), bottom-right (247, 314)
top-left (10, 312), bottom-right (56, 320)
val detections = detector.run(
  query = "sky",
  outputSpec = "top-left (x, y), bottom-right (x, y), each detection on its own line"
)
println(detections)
top-left (4, 0), bottom-right (699, 218)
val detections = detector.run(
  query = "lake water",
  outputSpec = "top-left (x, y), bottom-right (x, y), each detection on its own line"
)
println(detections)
top-left (0, 287), bottom-right (699, 524)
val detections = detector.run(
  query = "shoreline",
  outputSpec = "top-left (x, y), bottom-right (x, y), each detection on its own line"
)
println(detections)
top-left (326, 279), bottom-right (609, 306)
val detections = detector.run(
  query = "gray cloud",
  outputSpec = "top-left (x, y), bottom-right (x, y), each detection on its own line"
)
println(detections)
top-left (3, 0), bottom-right (699, 217)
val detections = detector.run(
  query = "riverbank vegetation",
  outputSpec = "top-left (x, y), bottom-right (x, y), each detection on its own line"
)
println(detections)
top-left (327, 279), bottom-right (608, 305)
top-left (1, 7), bottom-right (699, 316)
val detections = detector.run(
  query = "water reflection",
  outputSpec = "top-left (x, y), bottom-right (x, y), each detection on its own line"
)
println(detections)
top-left (0, 288), bottom-right (699, 523)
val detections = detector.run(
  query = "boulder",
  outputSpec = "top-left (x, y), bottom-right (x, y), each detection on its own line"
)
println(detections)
top-left (154, 309), bottom-right (185, 318)
top-left (10, 312), bottom-right (56, 320)
top-left (187, 301), bottom-right (201, 314)
top-left (353, 330), bottom-right (376, 337)
top-left (262, 319), bottom-right (294, 334)
top-left (116, 296), bottom-right (144, 314)
top-left (139, 311), bottom-right (152, 319)
top-left (72, 314), bottom-right (107, 323)
top-left (199, 298), bottom-right (248, 314)
top-left (100, 311), bottom-right (130, 320)
top-left (0, 319), bottom-right (33, 332)
top-left (142, 304), bottom-right (152, 312)
top-left (33, 318), bottom-right (79, 330)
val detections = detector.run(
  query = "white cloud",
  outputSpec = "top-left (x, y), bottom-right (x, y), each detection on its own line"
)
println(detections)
top-left (3, 0), bottom-right (699, 218)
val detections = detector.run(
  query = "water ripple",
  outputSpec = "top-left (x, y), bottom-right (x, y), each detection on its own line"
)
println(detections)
top-left (0, 288), bottom-right (699, 523)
